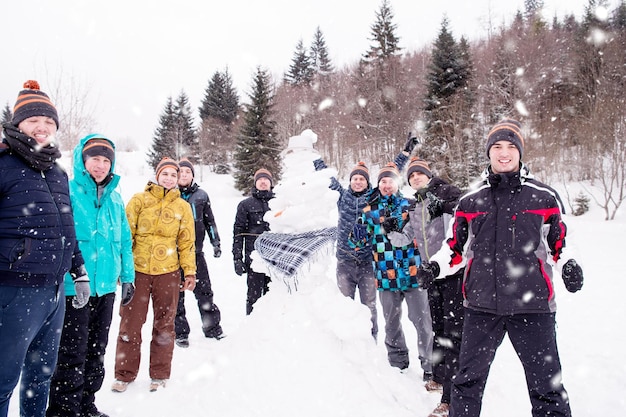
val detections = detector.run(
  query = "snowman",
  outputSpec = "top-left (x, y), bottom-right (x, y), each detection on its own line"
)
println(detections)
top-left (250, 129), bottom-right (339, 286)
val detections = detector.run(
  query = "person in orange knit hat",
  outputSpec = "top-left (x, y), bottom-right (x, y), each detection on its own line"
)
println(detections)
top-left (111, 157), bottom-right (196, 393)
top-left (1, 80), bottom-right (89, 417)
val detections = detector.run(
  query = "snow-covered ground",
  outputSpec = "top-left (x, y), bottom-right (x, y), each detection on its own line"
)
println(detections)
top-left (10, 148), bottom-right (624, 416)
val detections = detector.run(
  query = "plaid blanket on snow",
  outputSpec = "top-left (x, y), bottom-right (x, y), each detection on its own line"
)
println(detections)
top-left (254, 227), bottom-right (338, 278)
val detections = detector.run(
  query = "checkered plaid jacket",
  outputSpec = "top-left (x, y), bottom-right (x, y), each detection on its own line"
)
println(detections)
top-left (351, 190), bottom-right (421, 291)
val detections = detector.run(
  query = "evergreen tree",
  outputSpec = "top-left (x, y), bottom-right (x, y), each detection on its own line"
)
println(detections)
top-left (284, 39), bottom-right (313, 86)
top-left (198, 68), bottom-right (240, 173)
top-left (146, 91), bottom-right (198, 169)
top-left (1, 103), bottom-right (12, 124)
top-left (199, 68), bottom-right (239, 124)
top-left (173, 90), bottom-right (198, 161)
top-left (422, 17), bottom-right (474, 184)
top-left (309, 27), bottom-right (334, 77)
top-left (147, 96), bottom-right (177, 169)
top-left (362, 0), bottom-right (402, 64)
top-left (233, 67), bottom-right (282, 193)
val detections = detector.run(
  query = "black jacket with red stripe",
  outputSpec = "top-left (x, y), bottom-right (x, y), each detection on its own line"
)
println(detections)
top-left (431, 164), bottom-right (572, 315)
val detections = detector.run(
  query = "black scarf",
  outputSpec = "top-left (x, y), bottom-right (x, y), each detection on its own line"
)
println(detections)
top-left (2, 122), bottom-right (62, 171)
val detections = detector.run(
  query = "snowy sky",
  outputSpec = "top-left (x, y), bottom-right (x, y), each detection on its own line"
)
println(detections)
top-left (1, 0), bottom-right (616, 147)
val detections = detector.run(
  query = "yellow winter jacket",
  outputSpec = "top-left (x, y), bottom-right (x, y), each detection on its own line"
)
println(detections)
top-left (126, 182), bottom-right (196, 276)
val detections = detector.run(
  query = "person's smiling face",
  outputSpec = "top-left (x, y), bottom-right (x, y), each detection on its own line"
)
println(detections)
top-left (489, 140), bottom-right (520, 174)
top-left (158, 167), bottom-right (179, 190)
top-left (18, 116), bottom-right (57, 147)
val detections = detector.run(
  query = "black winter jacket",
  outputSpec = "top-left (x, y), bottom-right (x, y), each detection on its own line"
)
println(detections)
top-left (0, 136), bottom-right (84, 287)
top-left (180, 182), bottom-right (220, 254)
top-left (232, 187), bottom-right (274, 266)
top-left (432, 164), bottom-right (570, 315)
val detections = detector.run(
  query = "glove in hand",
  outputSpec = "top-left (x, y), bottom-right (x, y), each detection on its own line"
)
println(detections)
top-left (313, 158), bottom-right (328, 171)
top-left (403, 132), bottom-right (419, 154)
top-left (562, 259), bottom-right (583, 292)
top-left (234, 259), bottom-right (246, 276)
top-left (426, 192), bottom-right (444, 219)
top-left (121, 283), bottom-right (135, 306)
top-left (72, 276), bottom-right (91, 309)
top-left (417, 261), bottom-right (440, 290)
top-left (382, 216), bottom-right (399, 233)
top-left (213, 245), bottom-right (222, 258)
top-left (352, 223), bottom-right (368, 243)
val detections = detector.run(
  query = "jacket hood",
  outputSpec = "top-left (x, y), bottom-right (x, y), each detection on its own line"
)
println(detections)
top-left (72, 134), bottom-right (119, 187)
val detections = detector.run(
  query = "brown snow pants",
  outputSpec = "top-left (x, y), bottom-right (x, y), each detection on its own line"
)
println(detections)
top-left (114, 271), bottom-right (180, 382)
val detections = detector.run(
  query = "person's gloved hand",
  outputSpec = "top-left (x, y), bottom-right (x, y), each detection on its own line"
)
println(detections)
top-left (213, 245), bottom-right (222, 258)
top-left (417, 261), bottom-right (440, 290)
top-left (121, 283), bottom-right (135, 306)
top-left (426, 192), bottom-right (444, 219)
top-left (72, 275), bottom-right (91, 309)
top-left (234, 259), bottom-right (246, 276)
top-left (403, 132), bottom-right (419, 154)
top-left (562, 259), bottom-right (583, 292)
top-left (352, 223), bottom-right (368, 243)
top-left (382, 216), bottom-right (399, 233)
top-left (313, 158), bottom-right (328, 171)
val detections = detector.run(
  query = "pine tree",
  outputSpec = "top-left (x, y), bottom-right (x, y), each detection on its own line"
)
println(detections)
top-left (147, 96), bottom-right (177, 169)
top-left (199, 68), bottom-right (239, 124)
top-left (309, 27), bottom-right (334, 78)
top-left (422, 17), bottom-right (475, 185)
top-left (146, 91), bottom-right (198, 169)
top-left (284, 39), bottom-right (313, 86)
top-left (362, 0), bottom-right (402, 64)
top-left (1, 103), bottom-right (12, 124)
top-left (198, 68), bottom-right (240, 173)
top-left (233, 67), bottom-right (282, 193)
top-left (173, 90), bottom-right (198, 161)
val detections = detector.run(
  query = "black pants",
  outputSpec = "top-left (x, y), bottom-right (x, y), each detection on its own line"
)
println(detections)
top-left (175, 254), bottom-right (222, 338)
top-left (246, 270), bottom-right (271, 315)
top-left (450, 309), bottom-right (571, 417)
top-left (47, 293), bottom-right (115, 417)
top-left (429, 272), bottom-right (464, 404)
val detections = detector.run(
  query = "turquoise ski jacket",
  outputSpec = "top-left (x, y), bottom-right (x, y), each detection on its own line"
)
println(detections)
top-left (63, 134), bottom-right (135, 296)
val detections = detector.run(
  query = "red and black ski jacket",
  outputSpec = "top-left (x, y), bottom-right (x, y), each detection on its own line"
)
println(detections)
top-left (432, 164), bottom-right (570, 315)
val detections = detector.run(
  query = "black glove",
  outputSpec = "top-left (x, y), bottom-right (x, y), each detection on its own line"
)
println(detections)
top-left (234, 259), bottom-right (246, 276)
top-left (562, 259), bottom-right (583, 292)
top-left (382, 216), bottom-right (399, 233)
top-left (213, 245), bottom-right (222, 258)
top-left (352, 223), bottom-right (368, 243)
top-left (121, 283), bottom-right (135, 306)
top-left (313, 158), bottom-right (328, 171)
top-left (426, 192), bottom-right (444, 219)
top-left (403, 132), bottom-right (419, 154)
top-left (417, 261), bottom-right (440, 290)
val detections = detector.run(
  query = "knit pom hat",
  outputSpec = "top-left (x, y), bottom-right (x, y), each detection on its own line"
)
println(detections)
top-left (254, 168), bottom-right (273, 186)
top-left (406, 157), bottom-right (432, 180)
top-left (12, 80), bottom-right (59, 128)
top-left (178, 157), bottom-right (195, 177)
top-left (155, 157), bottom-right (179, 178)
top-left (486, 118), bottom-right (524, 158)
top-left (377, 162), bottom-right (401, 184)
top-left (349, 161), bottom-right (370, 184)
top-left (83, 138), bottom-right (115, 164)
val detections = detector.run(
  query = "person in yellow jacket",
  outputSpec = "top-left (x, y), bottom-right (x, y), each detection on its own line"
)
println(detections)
top-left (112, 157), bottom-right (196, 393)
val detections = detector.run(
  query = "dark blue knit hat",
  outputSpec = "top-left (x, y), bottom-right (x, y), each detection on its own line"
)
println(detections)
top-left (12, 80), bottom-right (59, 128)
